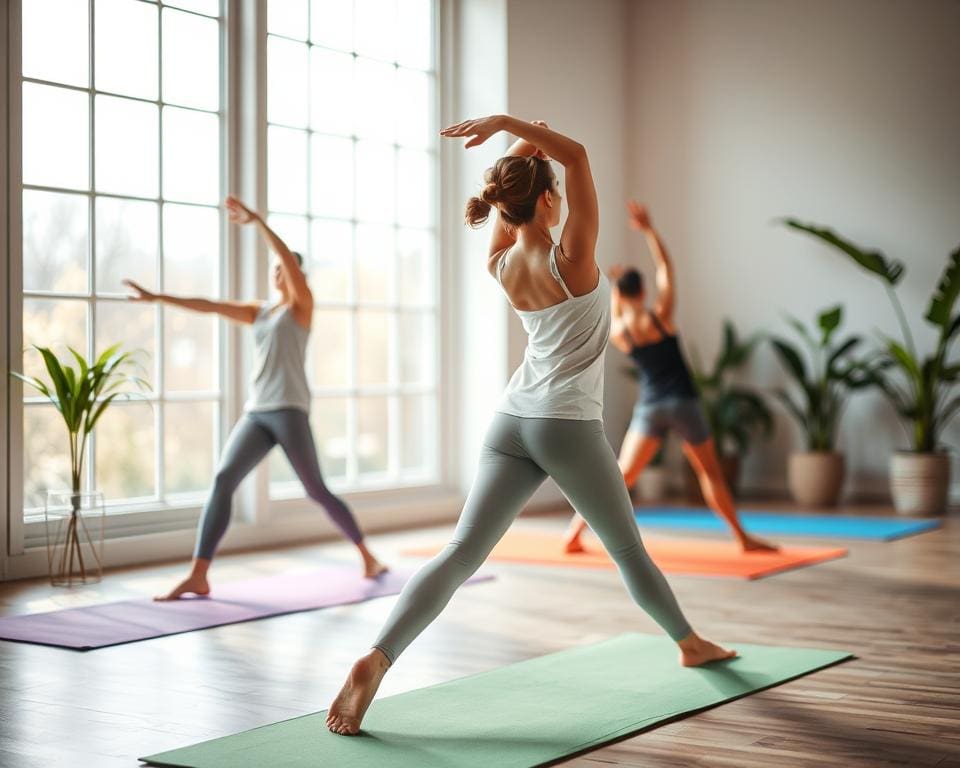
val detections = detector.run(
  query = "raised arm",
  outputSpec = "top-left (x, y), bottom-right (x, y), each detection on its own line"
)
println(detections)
top-left (441, 115), bottom-right (598, 264)
top-left (123, 279), bottom-right (261, 324)
top-left (225, 196), bottom-right (313, 311)
top-left (628, 201), bottom-right (675, 321)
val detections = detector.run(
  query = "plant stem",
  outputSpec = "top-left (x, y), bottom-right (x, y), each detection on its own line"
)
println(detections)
top-left (886, 283), bottom-right (916, 359)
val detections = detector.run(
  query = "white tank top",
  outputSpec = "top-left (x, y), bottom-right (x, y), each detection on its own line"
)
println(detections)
top-left (496, 245), bottom-right (611, 421)
top-left (244, 303), bottom-right (311, 413)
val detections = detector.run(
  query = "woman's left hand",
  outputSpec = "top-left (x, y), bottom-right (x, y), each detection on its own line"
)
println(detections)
top-left (440, 115), bottom-right (506, 148)
top-left (225, 195), bottom-right (257, 225)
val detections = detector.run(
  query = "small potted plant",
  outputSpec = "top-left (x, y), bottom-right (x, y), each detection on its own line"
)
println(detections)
top-left (12, 344), bottom-right (148, 585)
top-left (784, 219), bottom-right (960, 515)
top-left (769, 305), bottom-right (874, 507)
top-left (686, 320), bottom-right (773, 501)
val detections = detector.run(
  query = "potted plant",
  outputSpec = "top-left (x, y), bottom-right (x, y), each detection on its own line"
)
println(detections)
top-left (784, 219), bottom-right (960, 515)
top-left (12, 344), bottom-right (148, 585)
top-left (686, 320), bottom-right (773, 501)
top-left (769, 305), bottom-right (875, 507)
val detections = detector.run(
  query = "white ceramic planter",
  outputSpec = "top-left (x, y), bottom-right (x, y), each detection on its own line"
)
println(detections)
top-left (889, 452), bottom-right (950, 516)
top-left (787, 452), bottom-right (845, 508)
top-left (637, 466), bottom-right (669, 502)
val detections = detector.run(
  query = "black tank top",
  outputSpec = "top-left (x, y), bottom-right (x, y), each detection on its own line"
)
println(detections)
top-left (624, 313), bottom-right (698, 405)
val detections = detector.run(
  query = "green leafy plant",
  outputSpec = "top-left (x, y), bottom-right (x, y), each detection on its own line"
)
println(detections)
top-left (769, 304), bottom-right (875, 451)
top-left (689, 320), bottom-right (773, 458)
top-left (784, 219), bottom-right (960, 452)
top-left (12, 344), bottom-right (150, 498)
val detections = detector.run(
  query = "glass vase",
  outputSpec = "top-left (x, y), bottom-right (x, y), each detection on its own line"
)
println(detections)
top-left (44, 490), bottom-right (105, 586)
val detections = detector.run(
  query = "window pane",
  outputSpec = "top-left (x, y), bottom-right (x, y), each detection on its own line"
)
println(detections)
top-left (268, 36), bottom-right (308, 127)
top-left (396, 69), bottom-right (431, 149)
top-left (310, 134), bottom-right (353, 219)
top-left (96, 198), bottom-right (158, 294)
top-left (401, 394), bottom-right (435, 472)
top-left (163, 204), bottom-right (219, 295)
top-left (399, 311), bottom-right (434, 385)
top-left (356, 396), bottom-right (388, 474)
top-left (311, 0), bottom-right (353, 50)
top-left (312, 398), bottom-right (347, 479)
top-left (354, 58), bottom-right (395, 142)
top-left (24, 405), bottom-right (77, 509)
top-left (397, 149), bottom-right (433, 227)
top-left (396, 0), bottom-right (432, 70)
top-left (95, 95), bottom-right (159, 197)
top-left (22, 83), bottom-right (89, 190)
top-left (163, 107), bottom-right (219, 204)
top-left (354, 0), bottom-right (395, 61)
top-left (355, 141), bottom-right (394, 224)
top-left (310, 47), bottom-right (354, 136)
top-left (269, 443), bottom-right (297, 487)
top-left (164, 401), bottom-right (215, 496)
top-left (95, 401), bottom-right (156, 500)
top-left (355, 223), bottom-right (393, 302)
top-left (310, 310), bottom-right (350, 388)
top-left (267, 213), bottom-right (309, 260)
top-left (310, 219), bottom-right (352, 302)
top-left (267, 0), bottom-right (308, 39)
top-left (163, 0), bottom-right (219, 15)
top-left (268, 126), bottom-right (308, 213)
top-left (22, 0), bottom-right (89, 87)
top-left (95, 0), bottom-right (158, 100)
top-left (356, 310), bottom-right (389, 386)
top-left (22, 299), bottom-right (88, 383)
top-left (163, 9), bottom-right (219, 111)
top-left (96, 301), bottom-right (156, 386)
top-left (23, 190), bottom-right (88, 294)
top-left (165, 312), bottom-right (216, 391)
top-left (397, 228), bottom-right (434, 306)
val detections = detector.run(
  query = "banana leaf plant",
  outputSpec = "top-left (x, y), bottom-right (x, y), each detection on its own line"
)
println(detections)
top-left (11, 344), bottom-right (149, 579)
top-left (769, 305), bottom-right (877, 451)
top-left (784, 219), bottom-right (960, 452)
top-left (689, 320), bottom-right (773, 458)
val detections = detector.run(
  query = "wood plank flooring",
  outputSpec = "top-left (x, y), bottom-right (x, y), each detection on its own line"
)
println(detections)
top-left (0, 503), bottom-right (958, 767)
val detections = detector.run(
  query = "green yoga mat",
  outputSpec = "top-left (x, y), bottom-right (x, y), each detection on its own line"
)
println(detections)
top-left (141, 634), bottom-right (851, 768)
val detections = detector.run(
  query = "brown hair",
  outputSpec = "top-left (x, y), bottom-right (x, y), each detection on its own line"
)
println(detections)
top-left (617, 268), bottom-right (644, 296)
top-left (465, 155), bottom-right (554, 229)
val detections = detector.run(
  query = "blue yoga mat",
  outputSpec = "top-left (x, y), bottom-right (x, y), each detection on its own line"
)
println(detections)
top-left (634, 507), bottom-right (941, 541)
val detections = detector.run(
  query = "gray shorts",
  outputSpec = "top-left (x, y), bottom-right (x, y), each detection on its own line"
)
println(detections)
top-left (628, 397), bottom-right (711, 445)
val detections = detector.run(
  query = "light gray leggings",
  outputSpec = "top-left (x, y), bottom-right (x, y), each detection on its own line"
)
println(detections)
top-left (194, 408), bottom-right (364, 560)
top-left (373, 412), bottom-right (692, 663)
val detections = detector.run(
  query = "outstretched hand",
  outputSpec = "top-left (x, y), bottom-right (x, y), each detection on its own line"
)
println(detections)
top-left (440, 115), bottom-right (505, 148)
top-left (627, 200), bottom-right (652, 231)
top-left (225, 195), bottom-right (257, 225)
top-left (123, 279), bottom-right (157, 303)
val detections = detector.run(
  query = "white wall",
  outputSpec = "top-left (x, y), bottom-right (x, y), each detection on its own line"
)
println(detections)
top-left (625, 0), bottom-right (960, 498)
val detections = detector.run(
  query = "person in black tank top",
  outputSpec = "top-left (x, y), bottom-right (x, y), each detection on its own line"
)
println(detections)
top-left (564, 202), bottom-right (777, 554)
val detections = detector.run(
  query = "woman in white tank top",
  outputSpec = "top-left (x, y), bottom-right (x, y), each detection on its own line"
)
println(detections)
top-left (327, 116), bottom-right (736, 736)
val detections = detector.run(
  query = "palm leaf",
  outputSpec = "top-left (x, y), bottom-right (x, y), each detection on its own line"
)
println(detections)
top-left (770, 338), bottom-right (809, 387)
top-left (781, 219), bottom-right (905, 285)
top-left (827, 336), bottom-right (862, 373)
top-left (925, 245), bottom-right (960, 329)
top-left (817, 305), bottom-right (843, 345)
top-left (772, 388), bottom-right (807, 430)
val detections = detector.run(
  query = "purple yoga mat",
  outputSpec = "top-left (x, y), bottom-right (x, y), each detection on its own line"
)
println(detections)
top-left (0, 566), bottom-right (494, 651)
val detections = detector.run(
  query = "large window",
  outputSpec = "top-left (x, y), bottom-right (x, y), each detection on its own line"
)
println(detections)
top-left (265, 0), bottom-right (439, 495)
top-left (13, 0), bottom-right (441, 532)
top-left (19, 0), bottom-right (223, 512)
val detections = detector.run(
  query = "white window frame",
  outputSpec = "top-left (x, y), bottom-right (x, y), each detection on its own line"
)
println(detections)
top-left (2, 0), bottom-right (458, 578)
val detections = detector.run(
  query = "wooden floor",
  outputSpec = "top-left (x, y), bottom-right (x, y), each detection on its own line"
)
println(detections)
top-left (1, 503), bottom-right (958, 767)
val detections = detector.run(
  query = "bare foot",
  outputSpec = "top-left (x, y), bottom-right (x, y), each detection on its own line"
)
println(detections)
top-left (739, 534), bottom-right (780, 553)
top-left (678, 633), bottom-right (738, 667)
top-left (153, 573), bottom-right (210, 601)
top-left (363, 557), bottom-right (389, 579)
top-left (326, 649), bottom-right (391, 735)
top-left (563, 533), bottom-right (586, 554)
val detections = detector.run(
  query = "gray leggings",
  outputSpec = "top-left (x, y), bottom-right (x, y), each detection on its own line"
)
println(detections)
top-left (194, 408), bottom-right (364, 560)
top-left (372, 412), bottom-right (692, 663)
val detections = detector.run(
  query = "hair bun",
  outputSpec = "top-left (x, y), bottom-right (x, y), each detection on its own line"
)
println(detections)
top-left (480, 181), bottom-right (499, 204)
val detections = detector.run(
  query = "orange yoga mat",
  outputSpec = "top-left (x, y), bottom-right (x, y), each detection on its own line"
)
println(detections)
top-left (404, 530), bottom-right (848, 580)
